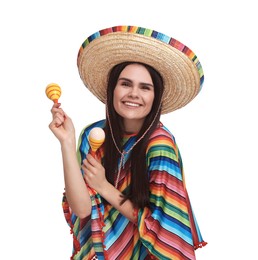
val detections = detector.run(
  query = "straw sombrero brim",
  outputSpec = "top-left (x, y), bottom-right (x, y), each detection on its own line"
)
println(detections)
top-left (77, 26), bottom-right (204, 114)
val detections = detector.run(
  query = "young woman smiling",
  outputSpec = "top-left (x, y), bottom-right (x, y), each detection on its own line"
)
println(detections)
top-left (49, 26), bottom-right (207, 260)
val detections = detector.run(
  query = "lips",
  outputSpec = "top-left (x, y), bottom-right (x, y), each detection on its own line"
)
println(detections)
top-left (123, 101), bottom-right (141, 107)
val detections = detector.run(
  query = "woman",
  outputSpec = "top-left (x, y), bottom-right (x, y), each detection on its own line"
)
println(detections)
top-left (49, 26), bottom-right (207, 259)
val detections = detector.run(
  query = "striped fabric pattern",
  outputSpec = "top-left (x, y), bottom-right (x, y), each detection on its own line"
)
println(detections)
top-left (62, 120), bottom-right (206, 259)
top-left (78, 25), bottom-right (204, 88)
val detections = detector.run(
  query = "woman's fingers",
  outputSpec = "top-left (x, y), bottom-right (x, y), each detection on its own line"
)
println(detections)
top-left (49, 103), bottom-right (67, 128)
top-left (50, 102), bottom-right (60, 112)
top-left (83, 155), bottom-right (100, 172)
top-left (82, 158), bottom-right (94, 174)
top-left (50, 103), bottom-right (65, 118)
top-left (49, 111), bottom-right (65, 128)
top-left (52, 116), bottom-right (64, 128)
top-left (82, 157), bottom-right (98, 182)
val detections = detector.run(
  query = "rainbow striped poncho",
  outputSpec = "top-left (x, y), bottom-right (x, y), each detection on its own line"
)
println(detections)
top-left (62, 120), bottom-right (207, 259)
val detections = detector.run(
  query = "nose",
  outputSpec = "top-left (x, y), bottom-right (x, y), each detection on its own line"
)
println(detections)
top-left (128, 86), bottom-right (139, 98)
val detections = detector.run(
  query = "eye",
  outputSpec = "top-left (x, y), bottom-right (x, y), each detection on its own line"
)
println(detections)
top-left (141, 84), bottom-right (152, 91)
top-left (121, 81), bottom-right (130, 87)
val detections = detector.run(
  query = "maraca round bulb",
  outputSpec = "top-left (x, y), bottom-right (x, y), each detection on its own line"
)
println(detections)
top-left (89, 127), bottom-right (105, 152)
top-left (45, 83), bottom-right (61, 103)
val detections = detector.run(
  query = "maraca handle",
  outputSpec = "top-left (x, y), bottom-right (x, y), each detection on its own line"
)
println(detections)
top-left (89, 149), bottom-right (97, 158)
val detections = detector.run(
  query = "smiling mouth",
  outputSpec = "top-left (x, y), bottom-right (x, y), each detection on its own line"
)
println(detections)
top-left (123, 101), bottom-right (141, 107)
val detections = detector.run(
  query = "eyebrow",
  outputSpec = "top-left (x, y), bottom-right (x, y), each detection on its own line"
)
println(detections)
top-left (118, 77), bottom-right (154, 88)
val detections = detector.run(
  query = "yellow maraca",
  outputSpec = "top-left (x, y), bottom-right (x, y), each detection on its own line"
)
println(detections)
top-left (45, 83), bottom-right (61, 103)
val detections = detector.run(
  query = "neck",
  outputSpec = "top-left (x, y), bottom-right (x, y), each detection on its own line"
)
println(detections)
top-left (123, 118), bottom-right (144, 134)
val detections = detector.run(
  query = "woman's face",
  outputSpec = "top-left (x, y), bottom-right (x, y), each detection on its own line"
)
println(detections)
top-left (113, 63), bottom-right (155, 133)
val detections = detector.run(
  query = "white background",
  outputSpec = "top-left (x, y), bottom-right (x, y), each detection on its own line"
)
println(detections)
top-left (0, 0), bottom-right (257, 259)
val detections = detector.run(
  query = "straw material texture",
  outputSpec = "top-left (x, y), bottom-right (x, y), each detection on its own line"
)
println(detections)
top-left (78, 27), bottom-right (203, 114)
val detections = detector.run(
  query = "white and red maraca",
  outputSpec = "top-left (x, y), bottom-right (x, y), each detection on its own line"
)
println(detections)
top-left (88, 127), bottom-right (105, 157)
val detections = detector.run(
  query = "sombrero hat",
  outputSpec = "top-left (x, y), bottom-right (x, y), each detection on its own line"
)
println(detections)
top-left (77, 25), bottom-right (204, 114)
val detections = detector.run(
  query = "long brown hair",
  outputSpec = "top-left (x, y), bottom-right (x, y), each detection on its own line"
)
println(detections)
top-left (103, 62), bottom-right (164, 209)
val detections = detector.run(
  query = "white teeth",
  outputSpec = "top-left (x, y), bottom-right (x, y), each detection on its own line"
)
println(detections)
top-left (124, 102), bottom-right (140, 107)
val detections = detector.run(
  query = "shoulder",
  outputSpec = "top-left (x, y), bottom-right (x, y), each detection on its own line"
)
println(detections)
top-left (148, 123), bottom-right (176, 148)
top-left (80, 119), bottom-right (106, 137)
top-left (146, 122), bottom-right (179, 159)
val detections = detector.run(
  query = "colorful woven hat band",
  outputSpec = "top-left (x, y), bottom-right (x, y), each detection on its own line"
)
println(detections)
top-left (77, 25), bottom-right (204, 114)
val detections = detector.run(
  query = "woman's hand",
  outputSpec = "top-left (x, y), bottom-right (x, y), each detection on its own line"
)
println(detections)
top-left (83, 154), bottom-right (137, 222)
top-left (49, 103), bottom-right (75, 145)
top-left (82, 154), bottom-right (107, 192)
